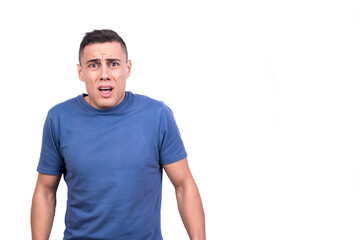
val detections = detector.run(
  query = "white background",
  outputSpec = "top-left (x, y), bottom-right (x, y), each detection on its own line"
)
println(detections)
top-left (1, 0), bottom-right (360, 239)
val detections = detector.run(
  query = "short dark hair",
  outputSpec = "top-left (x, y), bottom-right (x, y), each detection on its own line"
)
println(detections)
top-left (79, 29), bottom-right (128, 64)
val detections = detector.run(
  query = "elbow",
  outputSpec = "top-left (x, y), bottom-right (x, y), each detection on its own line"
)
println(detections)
top-left (174, 177), bottom-right (199, 197)
top-left (33, 186), bottom-right (57, 203)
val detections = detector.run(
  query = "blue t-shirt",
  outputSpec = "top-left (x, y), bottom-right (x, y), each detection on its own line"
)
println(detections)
top-left (37, 91), bottom-right (187, 240)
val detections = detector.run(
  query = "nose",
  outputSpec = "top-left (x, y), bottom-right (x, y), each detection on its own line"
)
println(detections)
top-left (100, 64), bottom-right (110, 80)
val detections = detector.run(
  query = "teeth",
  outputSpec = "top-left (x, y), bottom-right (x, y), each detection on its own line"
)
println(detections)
top-left (99, 87), bottom-right (112, 90)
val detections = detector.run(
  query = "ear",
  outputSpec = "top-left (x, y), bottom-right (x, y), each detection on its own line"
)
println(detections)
top-left (126, 60), bottom-right (132, 78)
top-left (77, 64), bottom-right (85, 82)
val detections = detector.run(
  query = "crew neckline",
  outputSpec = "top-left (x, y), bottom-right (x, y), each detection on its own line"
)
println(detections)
top-left (76, 91), bottom-right (131, 114)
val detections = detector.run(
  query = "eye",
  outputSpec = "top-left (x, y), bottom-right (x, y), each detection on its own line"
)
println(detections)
top-left (88, 63), bottom-right (98, 68)
top-left (110, 62), bottom-right (119, 67)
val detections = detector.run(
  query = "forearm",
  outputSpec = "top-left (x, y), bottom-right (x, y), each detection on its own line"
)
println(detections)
top-left (31, 191), bottom-right (56, 240)
top-left (175, 179), bottom-right (206, 240)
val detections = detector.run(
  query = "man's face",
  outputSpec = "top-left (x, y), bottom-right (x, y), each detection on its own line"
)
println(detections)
top-left (78, 41), bottom-right (132, 110)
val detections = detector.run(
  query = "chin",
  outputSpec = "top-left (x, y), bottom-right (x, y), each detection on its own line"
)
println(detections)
top-left (92, 98), bottom-right (113, 109)
top-left (99, 103), bottom-right (116, 110)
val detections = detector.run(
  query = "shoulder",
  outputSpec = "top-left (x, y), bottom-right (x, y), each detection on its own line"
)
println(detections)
top-left (47, 95), bottom-right (81, 118)
top-left (129, 92), bottom-right (166, 111)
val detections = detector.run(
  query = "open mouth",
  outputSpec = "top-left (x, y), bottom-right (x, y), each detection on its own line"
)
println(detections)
top-left (99, 87), bottom-right (113, 93)
top-left (98, 87), bottom-right (113, 97)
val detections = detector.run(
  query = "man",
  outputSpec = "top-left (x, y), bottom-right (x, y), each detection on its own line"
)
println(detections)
top-left (31, 29), bottom-right (206, 240)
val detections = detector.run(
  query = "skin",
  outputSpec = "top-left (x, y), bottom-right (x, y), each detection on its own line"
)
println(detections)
top-left (77, 41), bottom-right (132, 110)
top-left (163, 158), bottom-right (206, 240)
top-left (31, 41), bottom-right (206, 239)
top-left (31, 173), bottom-right (61, 240)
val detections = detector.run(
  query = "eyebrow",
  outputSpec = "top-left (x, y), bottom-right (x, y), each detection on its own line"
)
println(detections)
top-left (106, 58), bottom-right (121, 62)
top-left (86, 58), bottom-right (121, 64)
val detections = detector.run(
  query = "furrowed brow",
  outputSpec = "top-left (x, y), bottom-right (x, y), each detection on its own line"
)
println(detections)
top-left (106, 58), bottom-right (121, 62)
top-left (86, 59), bottom-right (101, 64)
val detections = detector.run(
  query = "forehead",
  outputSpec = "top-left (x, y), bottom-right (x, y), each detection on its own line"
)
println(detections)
top-left (81, 42), bottom-right (125, 61)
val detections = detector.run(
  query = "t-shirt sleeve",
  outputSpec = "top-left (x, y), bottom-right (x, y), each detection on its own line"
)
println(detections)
top-left (37, 111), bottom-right (65, 175)
top-left (158, 104), bottom-right (187, 165)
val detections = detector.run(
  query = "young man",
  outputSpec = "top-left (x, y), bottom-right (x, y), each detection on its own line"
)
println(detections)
top-left (31, 29), bottom-right (206, 240)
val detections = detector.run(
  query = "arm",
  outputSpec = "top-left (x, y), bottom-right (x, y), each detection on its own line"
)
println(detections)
top-left (31, 173), bottom-right (62, 240)
top-left (163, 158), bottom-right (206, 240)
